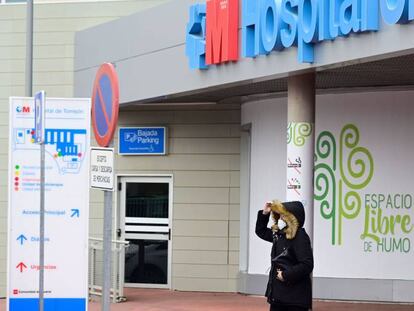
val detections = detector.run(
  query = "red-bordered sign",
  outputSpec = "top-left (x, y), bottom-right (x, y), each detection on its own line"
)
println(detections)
top-left (91, 63), bottom-right (119, 147)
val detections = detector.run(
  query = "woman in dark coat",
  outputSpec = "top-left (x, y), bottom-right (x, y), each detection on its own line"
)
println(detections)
top-left (256, 200), bottom-right (313, 311)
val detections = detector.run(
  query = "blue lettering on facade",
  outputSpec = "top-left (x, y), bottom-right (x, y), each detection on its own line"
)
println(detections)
top-left (186, 0), bottom-right (414, 69)
top-left (185, 4), bottom-right (207, 70)
top-left (380, 0), bottom-right (412, 24)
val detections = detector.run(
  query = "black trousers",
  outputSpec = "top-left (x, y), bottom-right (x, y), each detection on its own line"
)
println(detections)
top-left (270, 304), bottom-right (308, 311)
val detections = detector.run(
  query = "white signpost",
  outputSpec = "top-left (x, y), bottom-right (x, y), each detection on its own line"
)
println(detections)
top-left (7, 97), bottom-right (91, 311)
top-left (90, 148), bottom-right (114, 191)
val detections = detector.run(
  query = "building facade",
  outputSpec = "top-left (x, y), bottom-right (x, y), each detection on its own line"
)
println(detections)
top-left (1, 0), bottom-right (414, 304)
top-left (74, 0), bottom-right (414, 303)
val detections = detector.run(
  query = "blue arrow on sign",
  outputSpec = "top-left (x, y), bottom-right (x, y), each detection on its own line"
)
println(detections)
top-left (71, 209), bottom-right (80, 218)
top-left (17, 234), bottom-right (27, 245)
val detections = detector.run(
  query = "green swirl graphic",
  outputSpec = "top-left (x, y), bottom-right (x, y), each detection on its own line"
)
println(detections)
top-left (287, 123), bottom-right (293, 144)
top-left (340, 124), bottom-right (374, 190)
top-left (315, 163), bottom-right (336, 245)
top-left (287, 122), bottom-right (313, 146)
top-left (338, 180), bottom-right (361, 245)
top-left (316, 131), bottom-right (336, 171)
top-left (315, 124), bottom-right (374, 246)
top-left (314, 132), bottom-right (337, 244)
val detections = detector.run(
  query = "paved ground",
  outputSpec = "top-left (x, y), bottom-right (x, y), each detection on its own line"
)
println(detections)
top-left (88, 288), bottom-right (414, 311)
top-left (2, 288), bottom-right (414, 310)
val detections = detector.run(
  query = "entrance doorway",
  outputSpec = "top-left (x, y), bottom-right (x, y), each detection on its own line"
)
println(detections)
top-left (118, 176), bottom-right (172, 288)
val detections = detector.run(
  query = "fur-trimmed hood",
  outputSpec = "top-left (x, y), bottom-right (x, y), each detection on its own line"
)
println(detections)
top-left (270, 201), bottom-right (305, 240)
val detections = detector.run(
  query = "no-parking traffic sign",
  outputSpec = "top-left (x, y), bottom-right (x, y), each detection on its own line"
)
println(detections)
top-left (91, 63), bottom-right (119, 147)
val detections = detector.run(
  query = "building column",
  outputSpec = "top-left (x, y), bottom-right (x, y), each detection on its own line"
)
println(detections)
top-left (286, 72), bottom-right (316, 242)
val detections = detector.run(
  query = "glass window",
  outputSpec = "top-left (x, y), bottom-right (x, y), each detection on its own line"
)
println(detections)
top-left (126, 182), bottom-right (169, 218)
top-left (124, 239), bottom-right (168, 284)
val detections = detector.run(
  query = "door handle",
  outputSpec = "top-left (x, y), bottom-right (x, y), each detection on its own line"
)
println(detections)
top-left (116, 228), bottom-right (122, 238)
top-left (168, 228), bottom-right (171, 241)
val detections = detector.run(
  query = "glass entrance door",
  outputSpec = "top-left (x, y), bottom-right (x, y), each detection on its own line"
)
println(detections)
top-left (119, 176), bottom-right (172, 288)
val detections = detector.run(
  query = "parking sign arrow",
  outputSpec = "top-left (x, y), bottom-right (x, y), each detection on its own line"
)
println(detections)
top-left (16, 262), bottom-right (27, 273)
top-left (16, 234), bottom-right (27, 245)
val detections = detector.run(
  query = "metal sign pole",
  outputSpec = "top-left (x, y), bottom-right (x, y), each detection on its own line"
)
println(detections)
top-left (90, 147), bottom-right (115, 310)
top-left (26, 7), bottom-right (39, 309)
top-left (91, 63), bottom-right (119, 311)
top-left (102, 143), bottom-right (114, 311)
top-left (34, 91), bottom-right (46, 311)
top-left (39, 141), bottom-right (45, 311)
top-left (102, 190), bottom-right (113, 311)
top-left (25, 0), bottom-right (33, 98)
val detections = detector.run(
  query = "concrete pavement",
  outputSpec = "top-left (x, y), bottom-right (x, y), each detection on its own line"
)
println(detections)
top-left (88, 288), bottom-right (414, 311)
top-left (1, 288), bottom-right (413, 310)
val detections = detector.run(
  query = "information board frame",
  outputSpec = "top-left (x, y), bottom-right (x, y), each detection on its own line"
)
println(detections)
top-left (7, 96), bottom-right (91, 311)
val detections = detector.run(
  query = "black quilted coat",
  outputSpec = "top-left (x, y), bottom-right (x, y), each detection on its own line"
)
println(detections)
top-left (255, 201), bottom-right (313, 309)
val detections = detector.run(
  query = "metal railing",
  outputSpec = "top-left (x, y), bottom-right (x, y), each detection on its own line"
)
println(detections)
top-left (89, 237), bottom-right (129, 303)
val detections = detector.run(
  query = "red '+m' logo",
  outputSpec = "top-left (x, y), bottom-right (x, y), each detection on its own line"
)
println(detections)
top-left (206, 0), bottom-right (239, 65)
top-left (16, 106), bottom-right (31, 113)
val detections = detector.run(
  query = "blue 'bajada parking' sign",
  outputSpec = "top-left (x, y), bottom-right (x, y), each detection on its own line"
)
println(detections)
top-left (119, 127), bottom-right (167, 155)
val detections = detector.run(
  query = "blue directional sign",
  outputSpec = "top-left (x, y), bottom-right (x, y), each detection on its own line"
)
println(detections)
top-left (71, 209), bottom-right (80, 218)
top-left (16, 234), bottom-right (27, 246)
top-left (34, 90), bottom-right (45, 144)
top-left (119, 127), bottom-right (167, 155)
